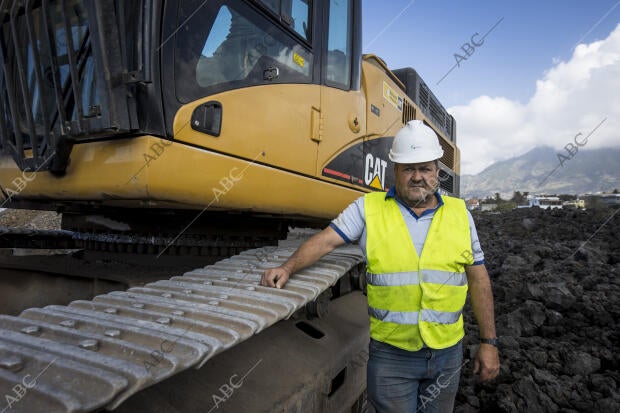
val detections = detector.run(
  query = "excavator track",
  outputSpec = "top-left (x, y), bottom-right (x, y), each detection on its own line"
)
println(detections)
top-left (0, 226), bottom-right (276, 256)
top-left (0, 229), bottom-right (365, 413)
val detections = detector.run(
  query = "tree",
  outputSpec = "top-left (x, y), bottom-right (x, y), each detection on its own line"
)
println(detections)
top-left (510, 191), bottom-right (525, 205)
top-left (586, 196), bottom-right (604, 209)
top-left (494, 192), bottom-right (502, 202)
top-left (558, 194), bottom-right (576, 202)
top-left (497, 201), bottom-right (517, 211)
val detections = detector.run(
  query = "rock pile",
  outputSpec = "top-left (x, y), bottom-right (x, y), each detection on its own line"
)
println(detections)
top-left (0, 208), bottom-right (61, 230)
top-left (456, 207), bottom-right (620, 412)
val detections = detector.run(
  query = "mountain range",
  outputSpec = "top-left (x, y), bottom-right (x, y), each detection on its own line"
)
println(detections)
top-left (460, 146), bottom-right (620, 199)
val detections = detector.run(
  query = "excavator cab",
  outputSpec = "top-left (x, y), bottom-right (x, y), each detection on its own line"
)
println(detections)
top-left (0, 0), bottom-right (139, 174)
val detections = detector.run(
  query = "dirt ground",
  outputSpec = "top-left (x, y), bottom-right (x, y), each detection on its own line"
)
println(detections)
top-left (457, 207), bottom-right (620, 412)
top-left (0, 208), bottom-right (61, 230)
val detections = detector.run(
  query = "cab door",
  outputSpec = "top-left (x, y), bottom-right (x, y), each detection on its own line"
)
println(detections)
top-left (167, 0), bottom-right (321, 176)
top-left (317, 0), bottom-right (368, 190)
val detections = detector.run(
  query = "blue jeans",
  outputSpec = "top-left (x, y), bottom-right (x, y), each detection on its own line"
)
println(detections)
top-left (367, 339), bottom-right (463, 413)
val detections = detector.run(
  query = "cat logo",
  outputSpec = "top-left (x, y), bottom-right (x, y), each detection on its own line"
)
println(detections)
top-left (365, 153), bottom-right (387, 190)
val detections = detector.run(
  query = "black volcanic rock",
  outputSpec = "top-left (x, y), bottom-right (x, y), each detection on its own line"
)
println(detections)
top-left (455, 207), bottom-right (620, 412)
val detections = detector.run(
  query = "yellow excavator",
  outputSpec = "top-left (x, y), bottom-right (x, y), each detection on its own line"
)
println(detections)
top-left (0, 0), bottom-right (458, 222)
top-left (0, 1), bottom-right (460, 411)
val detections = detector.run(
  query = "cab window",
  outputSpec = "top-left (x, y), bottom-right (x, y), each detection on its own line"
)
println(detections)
top-left (257, 0), bottom-right (311, 41)
top-left (326, 0), bottom-right (351, 89)
top-left (175, 0), bottom-right (314, 102)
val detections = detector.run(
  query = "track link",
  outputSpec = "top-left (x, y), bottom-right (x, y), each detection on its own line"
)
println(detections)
top-left (0, 229), bottom-right (364, 413)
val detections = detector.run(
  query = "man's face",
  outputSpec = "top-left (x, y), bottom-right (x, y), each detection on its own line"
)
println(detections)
top-left (394, 161), bottom-right (440, 207)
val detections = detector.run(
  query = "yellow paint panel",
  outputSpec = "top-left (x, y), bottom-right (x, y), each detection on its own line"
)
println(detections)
top-left (173, 84), bottom-right (320, 177)
top-left (145, 141), bottom-right (361, 218)
top-left (0, 138), bottom-right (153, 200)
top-left (362, 60), bottom-right (405, 138)
top-left (0, 137), bottom-right (363, 218)
top-left (317, 86), bottom-right (366, 174)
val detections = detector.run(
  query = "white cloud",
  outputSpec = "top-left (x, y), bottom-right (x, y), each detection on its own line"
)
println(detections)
top-left (450, 23), bottom-right (620, 175)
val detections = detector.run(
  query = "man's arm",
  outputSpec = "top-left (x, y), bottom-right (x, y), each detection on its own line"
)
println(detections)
top-left (466, 264), bottom-right (500, 382)
top-left (260, 226), bottom-right (346, 289)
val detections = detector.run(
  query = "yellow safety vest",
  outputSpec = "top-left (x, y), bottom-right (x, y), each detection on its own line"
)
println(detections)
top-left (364, 192), bottom-right (473, 351)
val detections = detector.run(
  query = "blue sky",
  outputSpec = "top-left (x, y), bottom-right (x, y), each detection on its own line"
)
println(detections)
top-left (363, 0), bottom-right (620, 106)
top-left (362, 0), bottom-right (620, 174)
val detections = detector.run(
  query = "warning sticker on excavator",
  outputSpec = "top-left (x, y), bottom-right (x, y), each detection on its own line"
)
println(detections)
top-left (293, 52), bottom-right (305, 68)
top-left (383, 81), bottom-right (403, 112)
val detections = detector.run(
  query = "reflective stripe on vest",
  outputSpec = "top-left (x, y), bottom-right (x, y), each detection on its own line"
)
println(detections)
top-left (423, 270), bottom-right (467, 287)
top-left (368, 307), bottom-right (463, 325)
top-left (366, 271), bottom-right (418, 286)
top-left (364, 192), bottom-right (473, 351)
top-left (366, 270), bottom-right (467, 287)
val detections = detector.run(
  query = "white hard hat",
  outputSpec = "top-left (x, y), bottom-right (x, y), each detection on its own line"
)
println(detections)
top-left (389, 120), bottom-right (444, 164)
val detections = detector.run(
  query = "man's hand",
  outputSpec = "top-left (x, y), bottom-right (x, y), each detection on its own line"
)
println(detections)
top-left (261, 266), bottom-right (291, 289)
top-left (473, 344), bottom-right (500, 382)
top-left (259, 226), bottom-right (346, 290)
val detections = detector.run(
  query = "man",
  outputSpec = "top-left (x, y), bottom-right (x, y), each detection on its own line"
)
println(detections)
top-left (261, 120), bottom-right (500, 412)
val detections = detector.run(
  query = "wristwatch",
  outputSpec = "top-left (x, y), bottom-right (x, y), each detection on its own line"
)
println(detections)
top-left (480, 338), bottom-right (499, 347)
